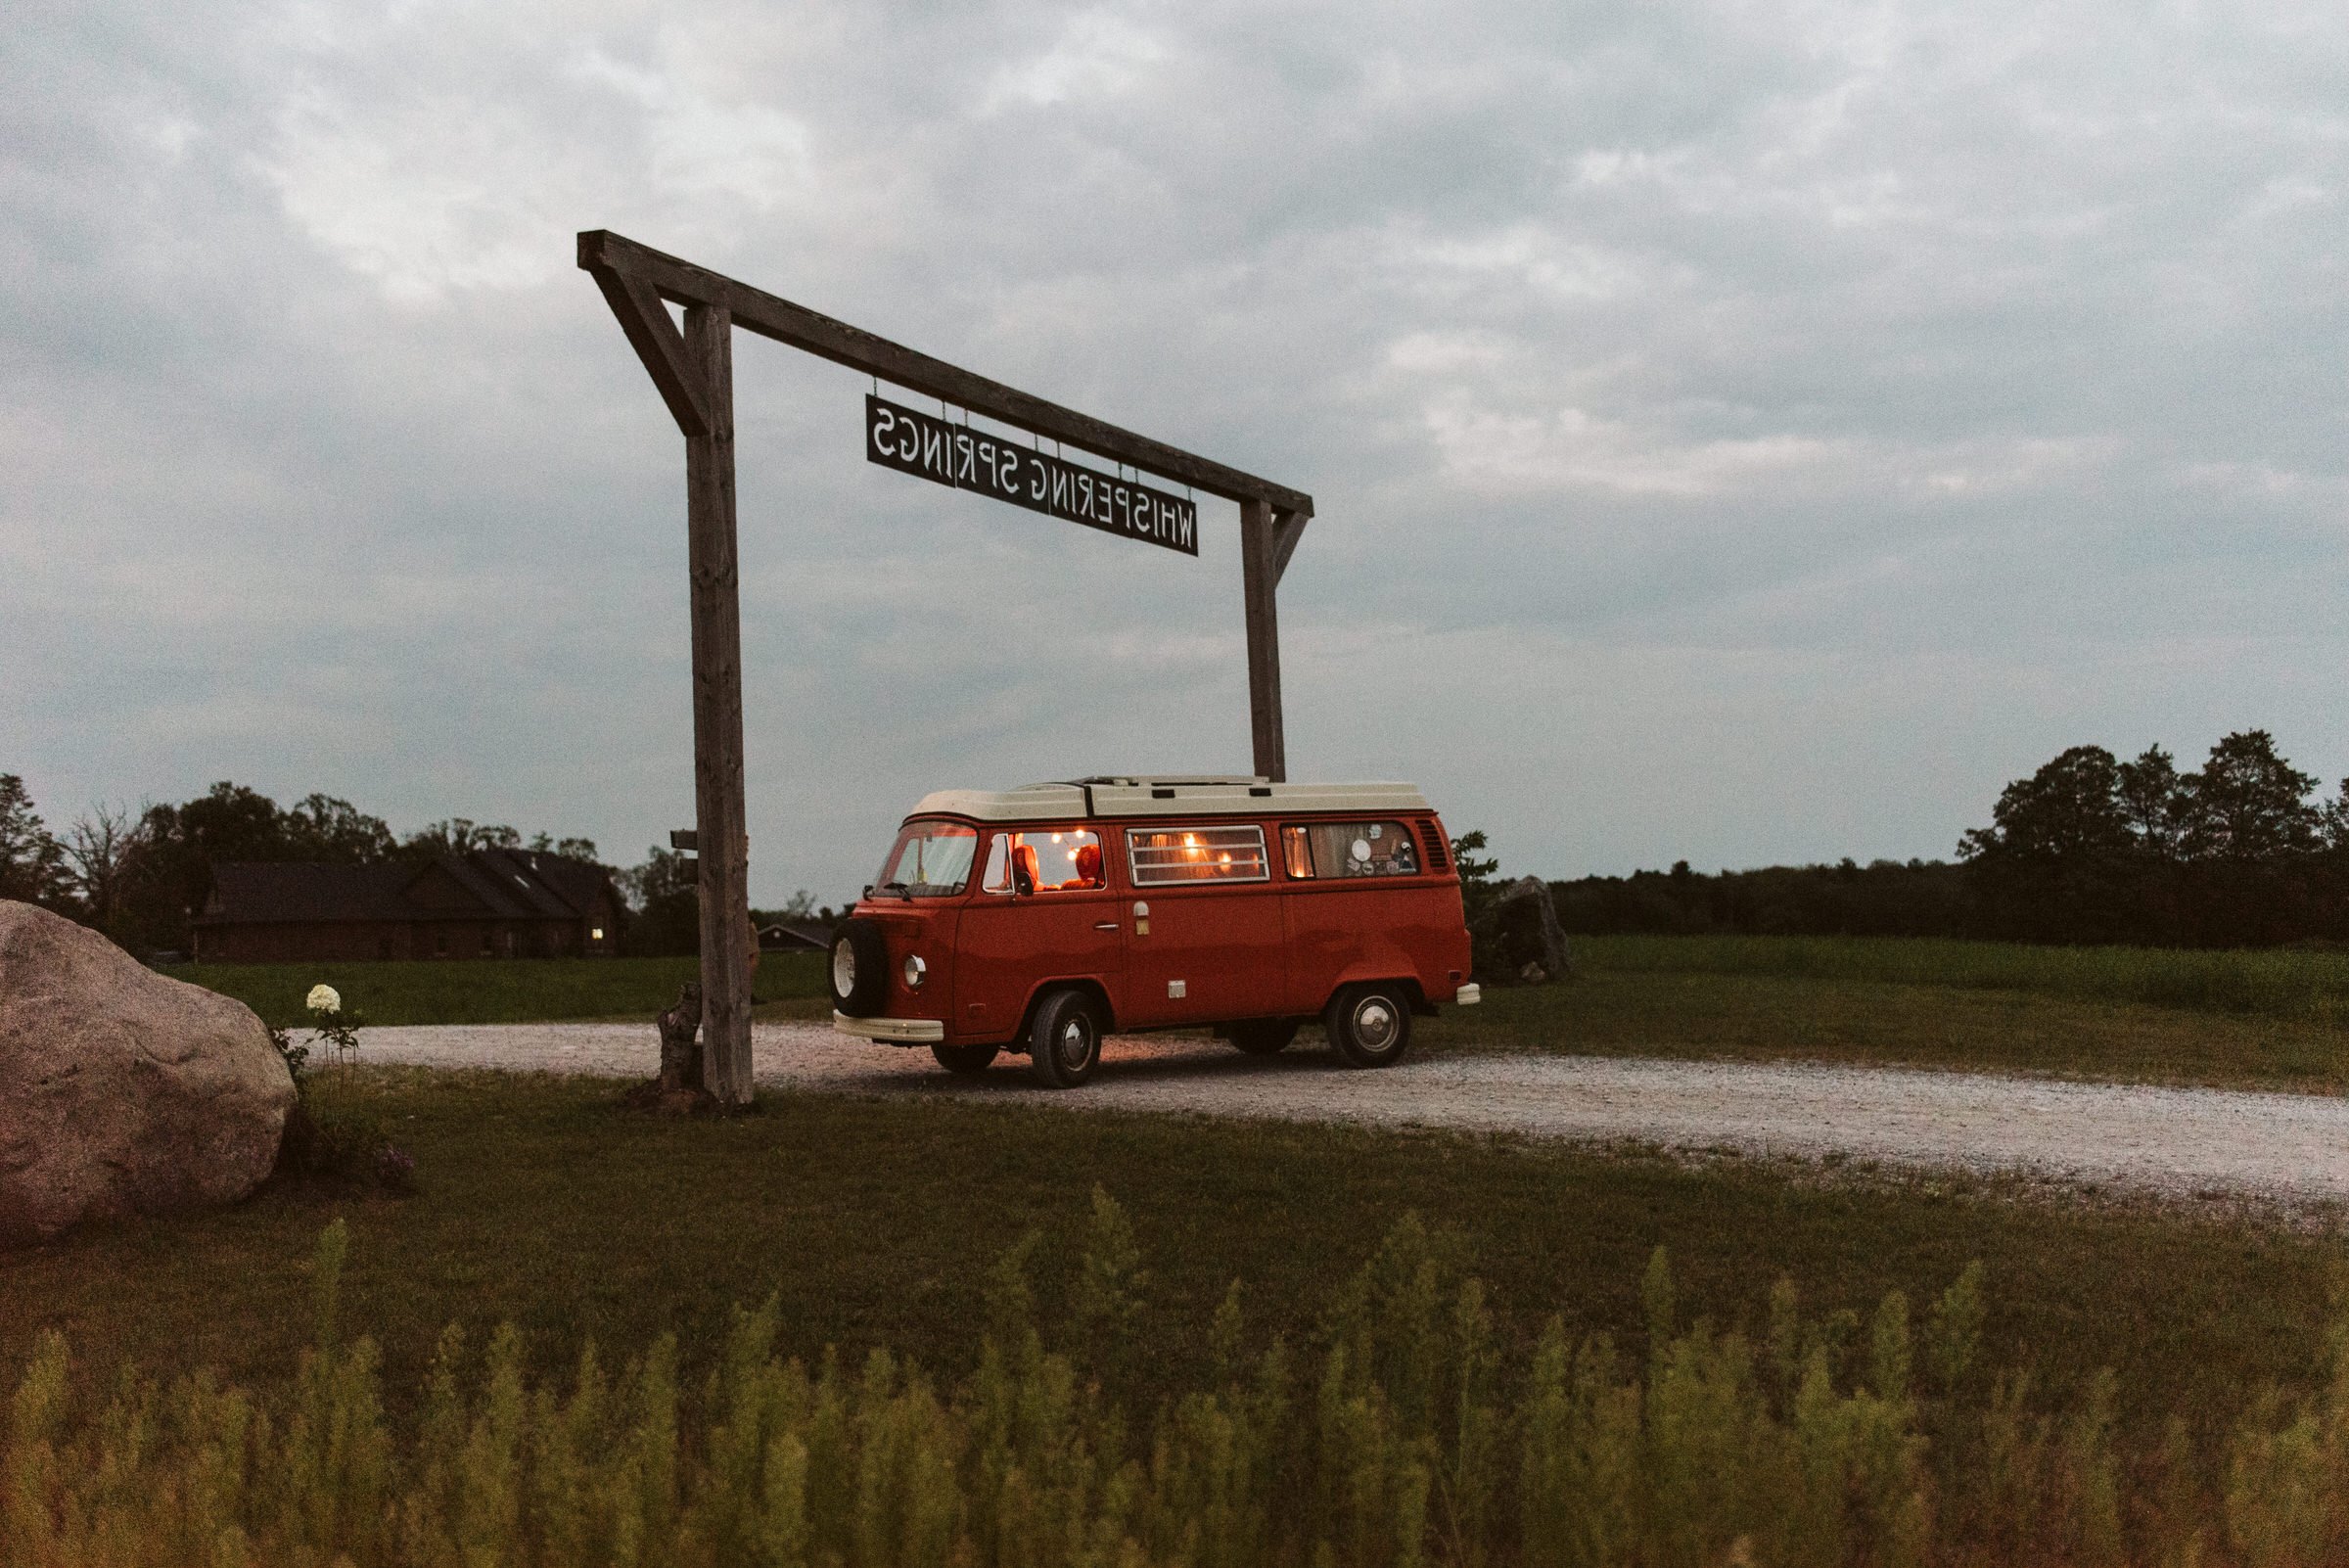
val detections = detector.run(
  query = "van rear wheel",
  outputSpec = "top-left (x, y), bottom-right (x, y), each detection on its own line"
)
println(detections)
top-left (1325, 984), bottom-right (1412, 1069)
top-left (1028, 989), bottom-right (1102, 1089)
top-left (931, 1041), bottom-right (999, 1075)
top-left (1225, 1020), bottom-right (1297, 1056)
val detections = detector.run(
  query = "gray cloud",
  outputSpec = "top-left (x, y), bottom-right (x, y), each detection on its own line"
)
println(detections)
top-left (4, 0), bottom-right (2343, 900)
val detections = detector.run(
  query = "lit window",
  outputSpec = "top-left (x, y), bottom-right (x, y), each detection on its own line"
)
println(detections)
top-left (1005, 829), bottom-right (1103, 893)
top-left (590, 927), bottom-right (604, 941)
top-left (1282, 820), bottom-right (1421, 879)
top-left (1127, 825), bottom-right (1268, 886)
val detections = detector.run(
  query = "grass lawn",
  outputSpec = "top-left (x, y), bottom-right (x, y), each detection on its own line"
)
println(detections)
top-left (175, 936), bottom-right (2349, 1092)
top-left (168, 951), bottom-right (831, 1026)
top-left (1419, 966), bottom-right (2349, 1092)
top-left (0, 1068), bottom-right (2333, 1452)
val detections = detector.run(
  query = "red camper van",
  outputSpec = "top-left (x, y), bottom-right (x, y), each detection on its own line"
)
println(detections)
top-left (828, 776), bottom-right (1481, 1087)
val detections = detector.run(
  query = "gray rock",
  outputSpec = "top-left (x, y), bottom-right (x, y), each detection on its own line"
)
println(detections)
top-left (1489, 876), bottom-right (1572, 986)
top-left (0, 899), bottom-right (294, 1246)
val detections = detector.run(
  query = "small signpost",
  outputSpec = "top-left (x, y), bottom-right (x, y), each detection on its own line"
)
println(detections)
top-left (579, 230), bottom-right (1315, 1106)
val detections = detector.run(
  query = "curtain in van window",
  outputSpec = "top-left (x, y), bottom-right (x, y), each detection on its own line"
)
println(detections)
top-left (1288, 820), bottom-right (1420, 878)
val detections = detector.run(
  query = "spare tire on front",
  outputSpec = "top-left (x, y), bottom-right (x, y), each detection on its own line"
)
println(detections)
top-left (829, 918), bottom-right (891, 1017)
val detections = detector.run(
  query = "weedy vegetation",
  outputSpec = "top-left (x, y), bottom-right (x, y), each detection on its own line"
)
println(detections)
top-left (12, 1199), bottom-right (2349, 1567)
top-left (4, 1073), bottom-right (2345, 1565)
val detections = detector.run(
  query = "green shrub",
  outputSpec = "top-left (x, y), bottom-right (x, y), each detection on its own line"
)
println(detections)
top-left (9, 1205), bottom-right (2348, 1565)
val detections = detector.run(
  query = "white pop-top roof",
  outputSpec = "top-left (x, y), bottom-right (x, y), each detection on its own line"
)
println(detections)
top-left (907, 776), bottom-right (1432, 823)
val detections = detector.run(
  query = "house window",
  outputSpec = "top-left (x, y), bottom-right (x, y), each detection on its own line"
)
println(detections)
top-left (1126, 825), bottom-right (1268, 886)
top-left (1281, 820), bottom-right (1421, 879)
top-left (591, 927), bottom-right (605, 942)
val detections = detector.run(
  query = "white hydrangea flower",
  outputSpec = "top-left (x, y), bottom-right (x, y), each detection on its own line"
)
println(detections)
top-left (306, 984), bottom-right (342, 1015)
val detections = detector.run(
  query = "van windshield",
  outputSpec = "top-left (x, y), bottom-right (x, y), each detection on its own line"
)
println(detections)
top-left (873, 820), bottom-right (979, 898)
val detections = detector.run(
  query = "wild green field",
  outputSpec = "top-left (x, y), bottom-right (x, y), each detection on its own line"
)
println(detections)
top-left (1581, 934), bottom-right (2349, 1023)
top-left (170, 951), bottom-right (832, 1027)
top-left (4, 1070), bottom-right (2344, 1565)
top-left (176, 936), bottom-right (2349, 1091)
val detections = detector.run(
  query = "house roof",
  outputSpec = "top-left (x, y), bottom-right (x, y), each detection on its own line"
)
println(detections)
top-left (198, 851), bottom-right (617, 927)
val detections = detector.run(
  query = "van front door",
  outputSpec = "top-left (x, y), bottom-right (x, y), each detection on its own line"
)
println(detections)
top-left (953, 827), bottom-right (1123, 1042)
top-left (1118, 822), bottom-right (1285, 1028)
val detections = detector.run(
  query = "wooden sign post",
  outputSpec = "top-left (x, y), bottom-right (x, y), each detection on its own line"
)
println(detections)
top-left (579, 230), bottom-right (1315, 1106)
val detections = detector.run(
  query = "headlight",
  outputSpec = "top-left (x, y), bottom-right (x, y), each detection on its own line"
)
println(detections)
top-left (902, 953), bottom-right (927, 990)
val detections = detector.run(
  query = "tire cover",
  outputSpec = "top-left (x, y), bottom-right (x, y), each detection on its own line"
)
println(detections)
top-left (829, 917), bottom-right (892, 1017)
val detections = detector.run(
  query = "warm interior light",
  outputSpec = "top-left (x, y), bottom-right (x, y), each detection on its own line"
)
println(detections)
top-left (1219, 853), bottom-right (1232, 865)
top-left (1067, 849), bottom-right (1079, 861)
top-left (591, 927), bottom-right (604, 941)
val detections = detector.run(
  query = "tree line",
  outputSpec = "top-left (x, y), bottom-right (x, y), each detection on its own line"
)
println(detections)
top-left (1548, 730), bottom-right (2349, 948)
top-left (9, 731), bottom-right (2340, 960)
top-left (0, 776), bottom-right (704, 957)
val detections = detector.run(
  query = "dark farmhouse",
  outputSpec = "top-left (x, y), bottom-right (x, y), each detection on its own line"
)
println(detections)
top-left (193, 850), bottom-right (623, 963)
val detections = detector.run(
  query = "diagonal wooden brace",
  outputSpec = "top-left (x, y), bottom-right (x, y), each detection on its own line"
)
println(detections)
top-left (586, 260), bottom-right (709, 438)
top-left (1271, 507), bottom-right (1310, 585)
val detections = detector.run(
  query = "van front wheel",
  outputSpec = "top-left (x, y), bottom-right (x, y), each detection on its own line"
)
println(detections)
top-left (931, 1041), bottom-right (999, 1075)
top-left (1028, 990), bottom-right (1103, 1088)
top-left (1325, 985), bottom-right (1412, 1069)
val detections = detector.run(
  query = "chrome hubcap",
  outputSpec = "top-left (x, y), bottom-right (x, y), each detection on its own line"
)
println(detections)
top-left (1352, 996), bottom-right (1398, 1051)
top-left (1059, 1017), bottom-right (1091, 1068)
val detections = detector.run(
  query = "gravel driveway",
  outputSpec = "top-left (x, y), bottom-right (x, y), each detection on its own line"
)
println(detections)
top-left (356, 1023), bottom-right (2349, 1209)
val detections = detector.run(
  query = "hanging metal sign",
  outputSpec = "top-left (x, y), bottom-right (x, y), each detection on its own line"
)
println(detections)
top-left (864, 393), bottom-right (1198, 556)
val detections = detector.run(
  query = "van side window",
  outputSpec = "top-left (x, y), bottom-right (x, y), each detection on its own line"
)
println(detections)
top-left (1009, 829), bottom-right (1104, 892)
top-left (1127, 825), bottom-right (1269, 885)
top-left (980, 833), bottom-right (1012, 894)
top-left (1284, 820), bottom-right (1421, 879)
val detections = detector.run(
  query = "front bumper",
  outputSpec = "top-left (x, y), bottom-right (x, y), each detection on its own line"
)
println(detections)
top-left (834, 1010), bottom-right (945, 1044)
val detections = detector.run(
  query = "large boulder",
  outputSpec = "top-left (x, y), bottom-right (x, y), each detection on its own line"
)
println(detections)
top-left (0, 899), bottom-right (294, 1246)
top-left (1474, 876), bottom-right (1574, 986)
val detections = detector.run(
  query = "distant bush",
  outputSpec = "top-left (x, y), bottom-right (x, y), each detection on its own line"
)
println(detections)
top-left (10, 1200), bottom-right (2349, 1565)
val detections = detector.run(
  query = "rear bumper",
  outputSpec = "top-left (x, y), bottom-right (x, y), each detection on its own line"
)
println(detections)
top-left (1453, 984), bottom-right (1483, 1006)
top-left (834, 1010), bottom-right (946, 1044)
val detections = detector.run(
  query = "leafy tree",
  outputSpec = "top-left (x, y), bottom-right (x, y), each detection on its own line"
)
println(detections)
top-left (1958, 746), bottom-right (2134, 865)
top-left (1450, 828), bottom-right (1500, 921)
top-left (403, 818), bottom-right (523, 858)
top-left (527, 831), bottom-right (601, 861)
top-left (2115, 746), bottom-right (2188, 857)
top-left (1958, 747), bottom-right (2150, 944)
top-left (0, 774), bottom-right (69, 906)
top-left (621, 845), bottom-right (701, 955)
top-left (282, 794), bottom-right (397, 864)
top-left (2179, 730), bottom-right (2322, 861)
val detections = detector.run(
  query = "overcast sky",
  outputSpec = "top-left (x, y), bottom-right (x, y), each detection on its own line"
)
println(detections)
top-left (4, 0), bottom-right (2343, 903)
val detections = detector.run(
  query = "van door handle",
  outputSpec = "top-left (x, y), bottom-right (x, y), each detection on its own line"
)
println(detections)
top-left (1093, 921), bottom-right (1120, 931)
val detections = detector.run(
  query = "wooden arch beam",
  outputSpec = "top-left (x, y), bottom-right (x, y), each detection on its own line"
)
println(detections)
top-left (580, 230), bottom-right (1319, 1103)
